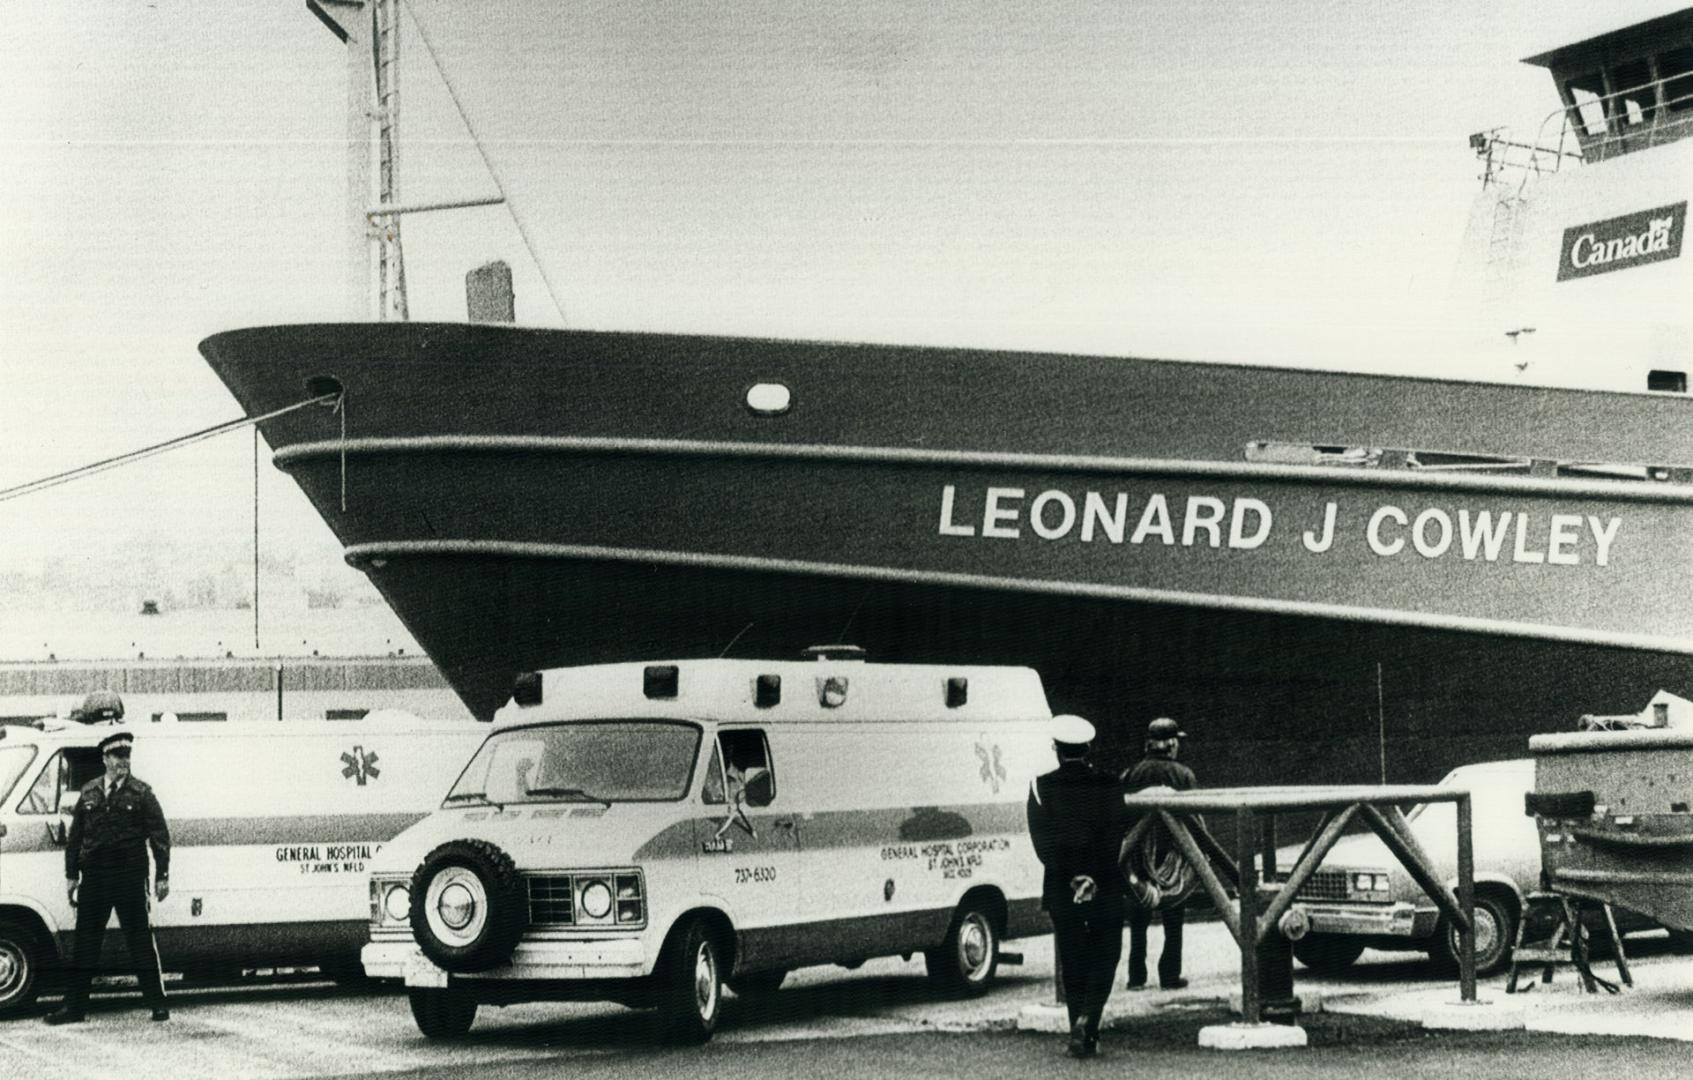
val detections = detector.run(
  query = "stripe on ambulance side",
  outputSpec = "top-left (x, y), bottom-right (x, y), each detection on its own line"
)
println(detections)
top-left (632, 800), bottom-right (1031, 862)
top-left (1, 812), bottom-right (428, 855)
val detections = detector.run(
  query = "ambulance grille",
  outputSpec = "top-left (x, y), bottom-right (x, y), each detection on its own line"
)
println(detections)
top-left (527, 876), bottom-right (575, 925)
top-left (1296, 870), bottom-right (1350, 902)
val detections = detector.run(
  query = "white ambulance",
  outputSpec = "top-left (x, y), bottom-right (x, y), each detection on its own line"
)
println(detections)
top-left (361, 648), bottom-right (1055, 1042)
top-left (0, 711), bottom-right (485, 1015)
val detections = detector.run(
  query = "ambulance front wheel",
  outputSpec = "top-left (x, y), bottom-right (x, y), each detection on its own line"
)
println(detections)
top-left (655, 917), bottom-right (724, 1044)
top-left (408, 987), bottom-right (477, 1039)
top-left (925, 900), bottom-right (1000, 996)
top-left (0, 918), bottom-right (44, 1016)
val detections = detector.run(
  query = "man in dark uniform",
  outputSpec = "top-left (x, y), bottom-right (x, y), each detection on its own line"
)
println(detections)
top-left (1121, 717), bottom-right (1197, 991)
top-left (45, 697), bottom-right (172, 1025)
top-left (1026, 714), bottom-right (1124, 1058)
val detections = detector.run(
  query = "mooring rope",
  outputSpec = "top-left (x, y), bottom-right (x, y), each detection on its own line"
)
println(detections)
top-left (0, 391), bottom-right (340, 505)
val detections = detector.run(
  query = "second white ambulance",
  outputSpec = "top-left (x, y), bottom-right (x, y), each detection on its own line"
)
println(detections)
top-left (362, 648), bottom-right (1055, 1041)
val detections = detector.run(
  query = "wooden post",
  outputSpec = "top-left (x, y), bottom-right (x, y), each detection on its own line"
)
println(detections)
top-left (1236, 808), bottom-right (1261, 1024)
top-left (1456, 792), bottom-right (1477, 1002)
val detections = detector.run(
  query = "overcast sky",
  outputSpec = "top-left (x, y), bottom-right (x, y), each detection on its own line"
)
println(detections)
top-left (0, 1), bottom-right (1668, 607)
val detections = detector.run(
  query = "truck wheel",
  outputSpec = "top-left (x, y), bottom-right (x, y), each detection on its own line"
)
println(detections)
top-left (409, 840), bottom-right (527, 973)
top-left (655, 918), bottom-right (723, 1044)
top-left (0, 919), bottom-right (44, 1017)
top-left (1433, 892), bottom-right (1516, 976)
top-left (925, 901), bottom-right (999, 996)
top-left (408, 987), bottom-right (478, 1039)
top-left (727, 969), bottom-right (786, 996)
top-left (1292, 934), bottom-right (1365, 975)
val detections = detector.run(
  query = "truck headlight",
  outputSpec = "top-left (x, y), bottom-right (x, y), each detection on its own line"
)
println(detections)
top-left (579, 878), bottom-right (614, 920)
top-left (371, 880), bottom-right (412, 926)
top-left (383, 883), bottom-right (412, 923)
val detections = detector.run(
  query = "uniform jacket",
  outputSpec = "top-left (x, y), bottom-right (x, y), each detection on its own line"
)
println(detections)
top-left (65, 775), bottom-right (171, 879)
top-left (1026, 759), bottom-right (1127, 917)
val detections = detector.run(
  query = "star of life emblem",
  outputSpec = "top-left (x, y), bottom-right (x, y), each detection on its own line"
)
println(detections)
top-left (340, 746), bottom-right (381, 786)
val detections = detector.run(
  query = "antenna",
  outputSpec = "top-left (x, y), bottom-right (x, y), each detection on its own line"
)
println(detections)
top-left (717, 623), bottom-right (754, 659)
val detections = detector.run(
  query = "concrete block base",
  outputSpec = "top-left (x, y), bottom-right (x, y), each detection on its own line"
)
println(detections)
top-left (1015, 1003), bottom-right (1071, 1033)
top-left (1198, 1022), bottom-right (1310, 1050)
top-left (1420, 999), bottom-right (1525, 1031)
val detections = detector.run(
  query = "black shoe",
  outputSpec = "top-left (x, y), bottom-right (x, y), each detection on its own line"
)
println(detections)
top-left (1125, 977), bottom-right (1147, 991)
top-left (1160, 977), bottom-right (1189, 990)
top-left (1066, 1018), bottom-right (1089, 1057)
top-left (44, 1008), bottom-right (85, 1026)
top-left (151, 1008), bottom-right (170, 1022)
top-left (1083, 1033), bottom-right (1100, 1057)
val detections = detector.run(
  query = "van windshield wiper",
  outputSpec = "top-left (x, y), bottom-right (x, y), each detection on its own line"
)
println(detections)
top-left (527, 786), bottom-right (611, 807)
top-left (443, 791), bottom-right (497, 808)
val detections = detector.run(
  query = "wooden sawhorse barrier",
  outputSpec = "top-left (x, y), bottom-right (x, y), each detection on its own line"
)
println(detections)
top-left (1119, 785), bottom-right (1481, 1028)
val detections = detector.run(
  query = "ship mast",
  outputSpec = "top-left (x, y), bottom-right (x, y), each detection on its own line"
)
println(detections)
top-left (309, 0), bottom-right (506, 321)
top-left (371, 0), bottom-right (408, 321)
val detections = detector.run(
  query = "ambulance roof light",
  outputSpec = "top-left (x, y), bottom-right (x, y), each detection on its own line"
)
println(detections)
top-left (644, 664), bottom-right (680, 699)
top-left (945, 677), bottom-right (968, 708)
top-left (803, 644), bottom-right (866, 662)
top-left (513, 671), bottom-right (544, 707)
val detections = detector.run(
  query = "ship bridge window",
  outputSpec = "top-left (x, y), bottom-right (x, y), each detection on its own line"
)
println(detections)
top-left (1564, 72), bottom-right (1608, 136)
top-left (1662, 48), bottom-right (1693, 113)
top-left (1612, 60), bottom-right (1655, 126)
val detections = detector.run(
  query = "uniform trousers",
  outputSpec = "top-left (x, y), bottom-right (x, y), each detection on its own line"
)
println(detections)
top-left (1127, 900), bottom-right (1184, 986)
top-left (64, 848), bottom-right (166, 1011)
top-left (1050, 907), bottom-right (1123, 1036)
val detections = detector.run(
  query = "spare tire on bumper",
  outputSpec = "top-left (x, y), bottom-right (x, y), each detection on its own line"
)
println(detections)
top-left (410, 840), bottom-right (527, 973)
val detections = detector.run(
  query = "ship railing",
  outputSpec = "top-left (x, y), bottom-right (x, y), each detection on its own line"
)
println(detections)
top-left (1244, 441), bottom-right (1692, 484)
top-left (1475, 73), bottom-right (1693, 188)
top-left (1470, 127), bottom-right (1577, 190)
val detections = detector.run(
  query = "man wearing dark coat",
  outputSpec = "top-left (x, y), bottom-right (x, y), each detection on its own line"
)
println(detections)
top-left (46, 706), bottom-right (172, 1025)
top-left (1026, 713), bottom-right (1124, 1058)
top-left (1121, 717), bottom-right (1198, 991)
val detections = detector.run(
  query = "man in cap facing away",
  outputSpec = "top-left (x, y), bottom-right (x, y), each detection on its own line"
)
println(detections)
top-left (1026, 713), bottom-right (1125, 1058)
top-left (45, 707), bottom-right (173, 1024)
top-left (1121, 717), bottom-right (1197, 991)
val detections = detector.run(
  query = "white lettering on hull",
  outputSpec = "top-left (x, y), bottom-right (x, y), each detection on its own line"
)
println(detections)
top-left (937, 486), bottom-right (1625, 567)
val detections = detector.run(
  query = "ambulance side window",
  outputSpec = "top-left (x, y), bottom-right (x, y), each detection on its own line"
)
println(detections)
top-left (718, 729), bottom-right (775, 808)
top-left (18, 751), bottom-right (62, 815)
top-left (701, 741), bottom-right (727, 804)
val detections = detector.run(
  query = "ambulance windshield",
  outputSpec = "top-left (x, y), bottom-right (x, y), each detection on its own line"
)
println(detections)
top-left (446, 720), bottom-right (701, 805)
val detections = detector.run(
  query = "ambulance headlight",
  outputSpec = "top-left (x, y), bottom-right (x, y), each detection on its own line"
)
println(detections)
top-left (383, 884), bottom-right (412, 923)
top-left (580, 878), bottom-right (613, 920)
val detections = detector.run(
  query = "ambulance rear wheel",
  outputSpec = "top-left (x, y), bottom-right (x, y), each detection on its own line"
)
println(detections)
top-left (925, 902), bottom-right (999, 996)
top-left (409, 840), bottom-right (527, 973)
top-left (408, 987), bottom-right (478, 1039)
top-left (0, 919), bottom-right (43, 1017)
top-left (655, 918), bottom-right (723, 1044)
